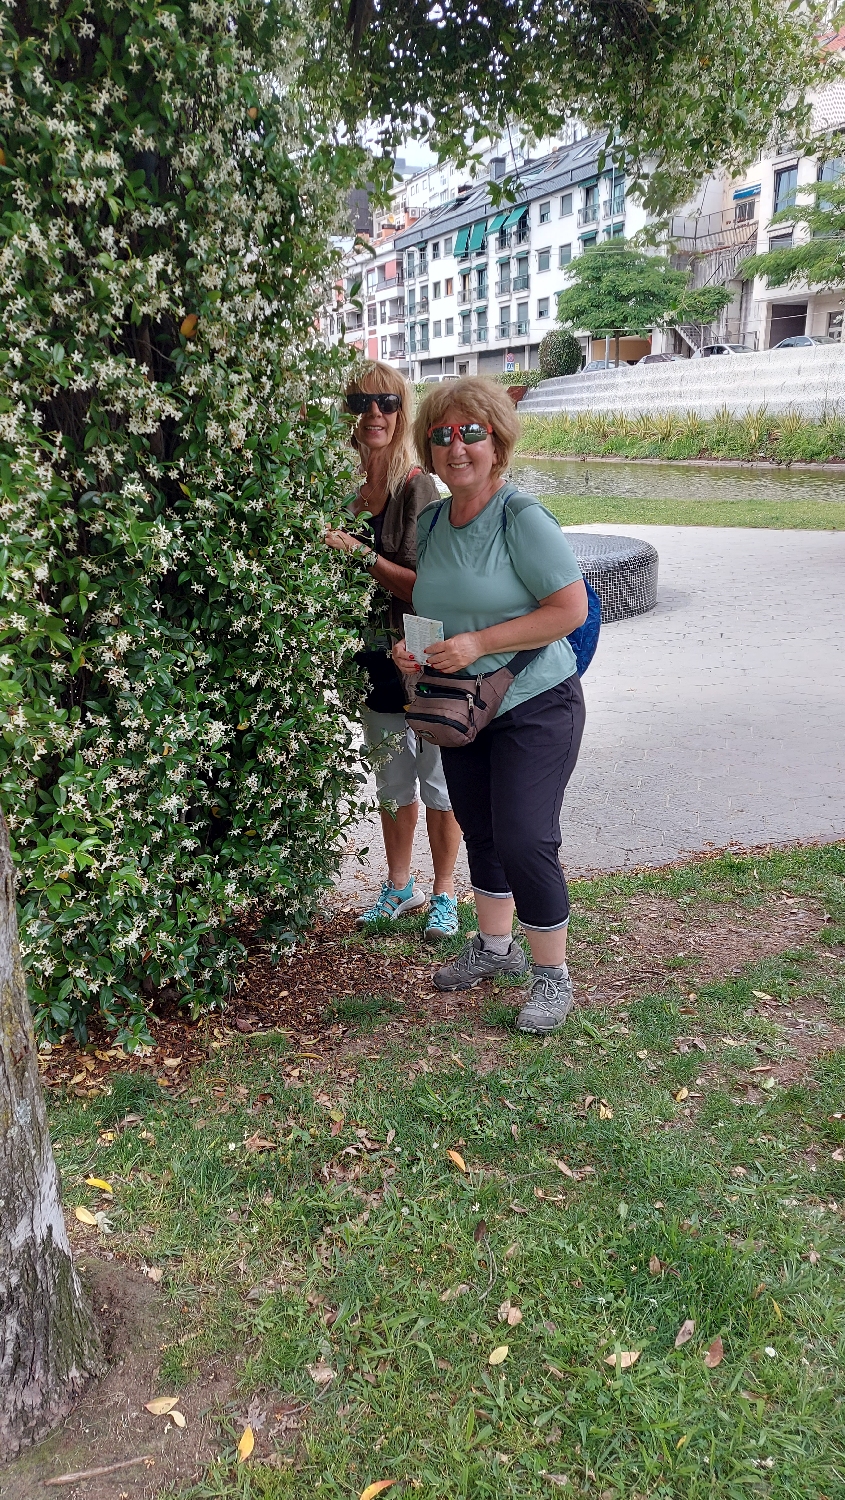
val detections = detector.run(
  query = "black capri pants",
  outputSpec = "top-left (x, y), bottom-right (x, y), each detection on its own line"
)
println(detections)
top-left (440, 675), bottom-right (585, 931)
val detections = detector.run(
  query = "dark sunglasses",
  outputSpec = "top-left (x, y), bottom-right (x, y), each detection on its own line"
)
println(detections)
top-left (428, 422), bottom-right (493, 447)
top-left (346, 392), bottom-right (402, 415)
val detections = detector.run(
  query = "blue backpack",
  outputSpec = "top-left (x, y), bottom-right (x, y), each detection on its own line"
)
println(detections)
top-left (501, 489), bottom-right (601, 677)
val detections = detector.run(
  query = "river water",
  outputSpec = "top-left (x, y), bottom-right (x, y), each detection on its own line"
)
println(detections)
top-left (510, 456), bottom-right (845, 504)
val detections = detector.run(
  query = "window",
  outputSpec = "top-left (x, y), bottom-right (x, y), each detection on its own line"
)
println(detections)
top-left (498, 310), bottom-right (511, 337)
top-left (559, 243), bottom-right (572, 267)
top-left (581, 232), bottom-right (597, 248)
top-left (458, 361), bottom-right (469, 374)
top-left (445, 317), bottom-right (454, 336)
top-left (380, 336), bottom-right (387, 357)
top-left (379, 302), bottom-right (387, 324)
top-left (367, 303), bottom-right (377, 327)
top-left (418, 321), bottom-right (429, 352)
top-left (419, 284), bottom-right (429, 310)
top-left (431, 241), bottom-right (441, 259)
top-left (537, 297), bottom-right (550, 319)
top-left (516, 301), bottom-right (529, 335)
top-left (445, 277), bottom-right (454, 296)
top-left (476, 267), bottom-right (487, 298)
top-left (433, 320), bottom-right (442, 339)
top-left (769, 231), bottom-right (793, 251)
top-left (490, 156), bottom-right (506, 181)
top-left (432, 281), bottom-right (441, 299)
top-left (610, 178), bottom-right (625, 215)
top-left (459, 272), bottom-right (471, 303)
top-left (773, 165), bottom-right (798, 215)
top-left (735, 198), bottom-right (756, 223)
top-left (476, 311), bottom-right (488, 340)
top-left (498, 263), bottom-right (511, 294)
top-left (444, 236), bottom-right (453, 256)
top-left (539, 200), bottom-right (551, 224)
top-left (419, 249), bottom-right (428, 274)
top-left (407, 289), bottom-right (416, 313)
top-left (828, 311), bottom-right (843, 340)
top-left (559, 192), bottom-right (573, 217)
top-left (513, 256), bottom-right (529, 291)
top-left (406, 251), bottom-right (415, 278)
top-left (537, 247), bottom-right (551, 272)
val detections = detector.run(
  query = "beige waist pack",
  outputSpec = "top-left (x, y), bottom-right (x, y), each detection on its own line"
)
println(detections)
top-left (403, 649), bottom-right (543, 748)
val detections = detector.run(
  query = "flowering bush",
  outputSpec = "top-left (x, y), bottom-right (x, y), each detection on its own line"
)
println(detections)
top-left (0, 0), bottom-right (374, 1045)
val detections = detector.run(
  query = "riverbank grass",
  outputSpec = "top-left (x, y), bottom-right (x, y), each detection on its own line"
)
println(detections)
top-left (47, 844), bottom-right (845, 1499)
top-left (518, 409), bottom-right (845, 465)
top-left (540, 494), bottom-right (845, 530)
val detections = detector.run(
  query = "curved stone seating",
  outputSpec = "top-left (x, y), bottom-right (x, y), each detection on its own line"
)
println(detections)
top-left (564, 532), bottom-right (658, 622)
top-left (518, 344), bottom-right (845, 420)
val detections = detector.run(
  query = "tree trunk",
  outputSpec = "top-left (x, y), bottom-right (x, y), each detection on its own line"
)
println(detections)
top-left (0, 811), bottom-right (102, 1459)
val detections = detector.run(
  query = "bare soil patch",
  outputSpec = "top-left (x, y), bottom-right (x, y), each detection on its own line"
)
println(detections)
top-left (0, 1258), bottom-right (231, 1500)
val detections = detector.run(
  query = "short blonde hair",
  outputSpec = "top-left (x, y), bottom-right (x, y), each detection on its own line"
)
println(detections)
top-left (346, 360), bottom-right (416, 499)
top-left (414, 377), bottom-right (521, 478)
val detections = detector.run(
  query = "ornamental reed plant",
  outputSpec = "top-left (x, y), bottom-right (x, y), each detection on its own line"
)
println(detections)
top-left (0, 0), bottom-right (376, 1045)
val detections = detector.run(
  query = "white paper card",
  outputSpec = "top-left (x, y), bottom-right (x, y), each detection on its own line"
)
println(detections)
top-left (403, 612), bottom-right (444, 667)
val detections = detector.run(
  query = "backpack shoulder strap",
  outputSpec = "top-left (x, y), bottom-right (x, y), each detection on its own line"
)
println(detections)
top-left (416, 497), bottom-right (446, 562)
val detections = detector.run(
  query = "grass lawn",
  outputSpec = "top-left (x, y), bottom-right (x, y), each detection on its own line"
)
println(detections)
top-left (539, 494), bottom-right (845, 532)
top-left (31, 844), bottom-right (845, 1499)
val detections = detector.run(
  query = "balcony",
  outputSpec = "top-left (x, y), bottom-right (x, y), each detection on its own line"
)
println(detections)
top-left (475, 330), bottom-right (489, 343)
top-left (417, 298), bottom-right (429, 315)
top-left (513, 226), bottom-right (530, 246)
top-left (387, 345), bottom-right (406, 360)
top-left (578, 204), bottom-right (599, 226)
top-left (496, 279), bottom-right (511, 297)
top-left (496, 322), bottom-right (513, 339)
top-left (602, 198), bottom-right (625, 220)
top-left (377, 272), bottom-right (405, 288)
top-left (458, 331), bottom-right (473, 346)
top-left (457, 291), bottom-right (472, 306)
top-left (512, 273), bottom-right (529, 292)
top-left (417, 341), bottom-right (429, 354)
top-left (515, 320), bottom-right (529, 336)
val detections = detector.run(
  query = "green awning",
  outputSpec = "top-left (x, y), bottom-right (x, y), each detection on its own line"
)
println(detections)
top-left (453, 226), bottom-right (470, 257)
top-left (475, 302), bottom-right (488, 310)
top-left (487, 211), bottom-right (508, 233)
top-left (467, 221), bottom-right (486, 253)
top-left (502, 204), bottom-right (527, 230)
top-left (497, 254), bottom-right (511, 264)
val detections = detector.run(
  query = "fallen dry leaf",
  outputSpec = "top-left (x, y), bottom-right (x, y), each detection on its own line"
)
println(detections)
top-left (237, 1426), bottom-right (254, 1462)
top-left (546, 1477), bottom-right (569, 1489)
top-left (244, 1133), bottom-right (276, 1152)
top-left (145, 1266), bottom-right (163, 1284)
top-left (674, 1319), bottom-right (695, 1348)
top-left (598, 1101), bottom-right (613, 1120)
top-left (145, 1396), bottom-right (180, 1416)
top-left (604, 1350), bottom-right (640, 1370)
top-left (439, 1283), bottom-right (470, 1302)
top-left (751, 990), bottom-right (773, 1000)
top-left (171, 1411), bottom-right (187, 1429)
top-left (180, 313), bottom-right (198, 337)
top-left (473, 1219), bottom-right (488, 1242)
top-left (648, 1254), bottom-right (663, 1276)
top-left (831, 1148), bottom-right (844, 1163)
top-left (73, 1206), bottom-right (98, 1227)
top-left (703, 1335), bottom-right (724, 1368)
top-left (306, 1360), bottom-right (335, 1386)
top-left (84, 1177), bottom-right (113, 1193)
top-left (359, 1483), bottom-right (396, 1500)
top-left (771, 1298), bottom-right (783, 1322)
top-left (488, 1345), bottom-right (509, 1366)
top-left (447, 1149), bottom-right (467, 1173)
top-left (674, 1087), bottom-right (689, 1103)
top-left (554, 1159), bottom-right (575, 1179)
top-left (507, 1307), bottom-right (523, 1327)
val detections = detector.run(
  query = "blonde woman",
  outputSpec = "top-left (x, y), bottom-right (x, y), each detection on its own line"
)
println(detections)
top-left (326, 362), bottom-right (463, 940)
top-left (392, 378), bottom-right (587, 1032)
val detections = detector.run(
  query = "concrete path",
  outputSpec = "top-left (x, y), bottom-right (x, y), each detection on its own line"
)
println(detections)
top-left (335, 525), bottom-right (845, 903)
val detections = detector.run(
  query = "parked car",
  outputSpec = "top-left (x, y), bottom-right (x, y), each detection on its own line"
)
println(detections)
top-left (582, 359), bottom-right (625, 372)
top-left (690, 343), bottom-right (754, 358)
top-left (638, 352), bottom-right (680, 364)
top-left (769, 334), bottom-right (840, 350)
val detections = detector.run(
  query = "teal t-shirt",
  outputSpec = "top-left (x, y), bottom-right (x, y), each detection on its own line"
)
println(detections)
top-left (412, 483), bottom-right (583, 716)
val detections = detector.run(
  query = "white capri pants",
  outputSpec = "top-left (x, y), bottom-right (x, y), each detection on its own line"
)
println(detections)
top-left (361, 706), bottom-right (452, 812)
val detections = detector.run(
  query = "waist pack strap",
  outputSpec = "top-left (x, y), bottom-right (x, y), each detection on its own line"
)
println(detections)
top-left (506, 646), bottom-right (545, 676)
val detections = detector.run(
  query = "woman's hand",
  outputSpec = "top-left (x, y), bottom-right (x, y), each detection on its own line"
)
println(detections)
top-left (391, 638), bottom-right (421, 675)
top-left (424, 632), bottom-right (482, 674)
top-left (325, 527), bottom-right (364, 554)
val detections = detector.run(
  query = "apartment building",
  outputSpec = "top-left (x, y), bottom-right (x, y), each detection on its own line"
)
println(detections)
top-left (392, 134), bottom-right (648, 380)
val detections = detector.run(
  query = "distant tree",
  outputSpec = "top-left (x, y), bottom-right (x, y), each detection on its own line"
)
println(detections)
top-left (539, 330), bottom-right (583, 378)
top-left (555, 242), bottom-right (732, 363)
top-left (741, 176), bottom-right (845, 291)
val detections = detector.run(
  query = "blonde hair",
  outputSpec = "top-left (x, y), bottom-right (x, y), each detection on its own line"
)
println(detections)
top-left (347, 361), bottom-right (416, 500)
top-left (414, 377), bottom-right (521, 478)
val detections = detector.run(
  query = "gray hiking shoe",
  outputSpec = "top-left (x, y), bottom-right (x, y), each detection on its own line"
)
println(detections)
top-left (433, 934), bottom-right (528, 992)
top-left (517, 967), bottom-right (574, 1034)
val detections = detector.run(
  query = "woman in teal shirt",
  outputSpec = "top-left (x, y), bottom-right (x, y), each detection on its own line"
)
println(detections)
top-left (393, 378), bottom-right (587, 1034)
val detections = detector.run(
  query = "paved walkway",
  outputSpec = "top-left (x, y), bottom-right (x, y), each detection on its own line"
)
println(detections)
top-left (336, 526), bottom-right (845, 903)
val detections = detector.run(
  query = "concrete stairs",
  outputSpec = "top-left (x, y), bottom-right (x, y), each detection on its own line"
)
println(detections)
top-left (519, 345), bottom-right (845, 420)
